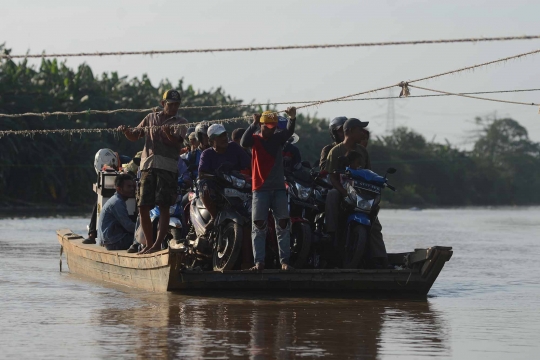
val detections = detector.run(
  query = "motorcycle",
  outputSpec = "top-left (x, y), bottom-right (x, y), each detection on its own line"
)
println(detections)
top-left (282, 164), bottom-right (315, 268)
top-left (148, 176), bottom-right (189, 249)
top-left (187, 163), bottom-right (252, 271)
top-left (302, 168), bottom-right (334, 268)
top-left (339, 167), bottom-right (397, 268)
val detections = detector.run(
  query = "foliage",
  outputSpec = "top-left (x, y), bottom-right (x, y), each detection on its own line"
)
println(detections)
top-left (2, 45), bottom-right (539, 206)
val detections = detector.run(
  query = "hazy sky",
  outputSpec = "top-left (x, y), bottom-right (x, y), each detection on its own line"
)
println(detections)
top-left (1, 0), bottom-right (540, 146)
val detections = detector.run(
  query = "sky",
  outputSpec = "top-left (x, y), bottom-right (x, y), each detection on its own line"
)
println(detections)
top-left (1, 0), bottom-right (540, 147)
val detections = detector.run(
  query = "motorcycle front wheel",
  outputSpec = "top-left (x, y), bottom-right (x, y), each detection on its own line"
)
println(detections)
top-left (212, 221), bottom-right (243, 271)
top-left (290, 222), bottom-right (312, 269)
top-left (342, 224), bottom-right (368, 269)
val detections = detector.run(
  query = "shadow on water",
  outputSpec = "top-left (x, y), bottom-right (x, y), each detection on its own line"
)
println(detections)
top-left (93, 289), bottom-right (450, 359)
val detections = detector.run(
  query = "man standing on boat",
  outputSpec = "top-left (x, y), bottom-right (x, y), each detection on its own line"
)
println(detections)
top-left (118, 90), bottom-right (188, 254)
top-left (240, 108), bottom-right (297, 272)
top-left (97, 174), bottom-right (137, 251)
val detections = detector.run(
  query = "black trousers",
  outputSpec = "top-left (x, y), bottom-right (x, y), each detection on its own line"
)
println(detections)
top-left (88, 202), bottom-right (97, 237)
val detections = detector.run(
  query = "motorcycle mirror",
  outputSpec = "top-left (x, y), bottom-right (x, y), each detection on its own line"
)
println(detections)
top-left (386, 167), bottom-right (397, 174)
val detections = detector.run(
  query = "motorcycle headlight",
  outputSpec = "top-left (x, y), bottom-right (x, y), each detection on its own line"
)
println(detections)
top-left (295, 183), bottom-right (311, 200)
top-left (346, 182), bottom-right (357, 202)
top-left (231, 176), bottom-right (246, 189)
top-left (356, 194), bottom-right (374, 211)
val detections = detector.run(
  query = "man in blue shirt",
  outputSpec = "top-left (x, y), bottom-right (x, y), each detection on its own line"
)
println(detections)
top-left (198, 124), bottom-right (251, 230)
top-left (97, 174), bottom-right (137, 251)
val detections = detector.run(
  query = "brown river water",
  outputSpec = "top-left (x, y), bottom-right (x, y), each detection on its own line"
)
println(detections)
top-left (1, 207), bottom-right (539, 359)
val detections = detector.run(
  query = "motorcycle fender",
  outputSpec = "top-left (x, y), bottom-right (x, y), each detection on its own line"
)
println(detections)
top-left (216, 209), bottom-right (246, 226)
top-left (150, 207), bottom-right (160, 222)
top-left (347, 212), bottom-right (371, 226)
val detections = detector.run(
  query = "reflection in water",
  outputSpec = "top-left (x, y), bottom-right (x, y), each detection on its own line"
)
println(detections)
top-left (95, 292), bottom-right (449, 359)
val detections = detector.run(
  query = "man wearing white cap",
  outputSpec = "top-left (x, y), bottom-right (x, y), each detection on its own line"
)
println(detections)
top-left (198, 124), bottom-right (251, 228)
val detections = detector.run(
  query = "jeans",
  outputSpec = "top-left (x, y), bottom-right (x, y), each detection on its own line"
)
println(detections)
top-left (104, 233), bottom-right (134, 251)
top-left (251, 189), bottom-right (290, 265)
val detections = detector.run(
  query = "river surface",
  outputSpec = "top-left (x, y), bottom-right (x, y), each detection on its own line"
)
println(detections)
top-left (0, 207), bottom-right (539, 359)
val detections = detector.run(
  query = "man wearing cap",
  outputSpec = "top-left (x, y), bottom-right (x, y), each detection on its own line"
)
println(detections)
top-left (240, 107), bottom-right (297, 272)
top-left (325, 118), bottom-right (388, 267)
top-left (198, 124), bottom-right (251, 227)
top-left (118, 89), bottom-right (188, 254)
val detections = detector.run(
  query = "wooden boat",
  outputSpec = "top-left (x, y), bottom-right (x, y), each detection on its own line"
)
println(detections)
top-left (57, 228), bottom-right (452, 296)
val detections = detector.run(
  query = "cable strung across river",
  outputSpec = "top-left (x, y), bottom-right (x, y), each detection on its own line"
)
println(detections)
top-left (1, 35), bottom-right (540, 59)
top-left (2, 46), bottom-right (540, 137)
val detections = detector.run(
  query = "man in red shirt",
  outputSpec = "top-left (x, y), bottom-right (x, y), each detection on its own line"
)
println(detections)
top-left (240, 107), bottom-right (297, 272)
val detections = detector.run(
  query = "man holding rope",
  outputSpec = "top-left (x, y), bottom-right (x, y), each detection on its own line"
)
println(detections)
top-left (118, 90), bottom-right (188, 254)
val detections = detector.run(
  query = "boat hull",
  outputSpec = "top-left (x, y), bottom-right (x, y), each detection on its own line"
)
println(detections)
top-left (57, 229), bottom-right (452, 296)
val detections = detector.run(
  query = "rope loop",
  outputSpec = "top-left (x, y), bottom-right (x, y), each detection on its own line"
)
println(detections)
top-left (398, 82), bottom-right (410, 97)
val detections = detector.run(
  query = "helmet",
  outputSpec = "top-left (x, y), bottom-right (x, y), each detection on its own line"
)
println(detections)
top-left (277, 116), bottom-right (288, 130)
top-left (94, 148), bottom-right (118, 174)
top-left (278, 116), bottom-right (300, 144)
top-left (194, 122), bottom-right (209, 143)
top-left (329, 116), bottom-right (347, 143)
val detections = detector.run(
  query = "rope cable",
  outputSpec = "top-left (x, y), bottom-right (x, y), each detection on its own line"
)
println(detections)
top-left (1, 88), bottom-right (539, 119)
top-left (2, 35), bottom-right (540, 59)
top-left (2, 47), bottom-right (540, 137)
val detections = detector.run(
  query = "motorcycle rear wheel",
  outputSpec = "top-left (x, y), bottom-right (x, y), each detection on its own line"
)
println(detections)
top-left (212, 221), bottom-right (243, 271)
top-left (342, 225), bottom-right (368, 269)
top-left (290, 222), bottom-right (312, 269)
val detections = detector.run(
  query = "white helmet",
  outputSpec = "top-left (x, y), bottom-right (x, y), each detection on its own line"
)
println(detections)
top-left (94, 148), bottom-right (118, 173)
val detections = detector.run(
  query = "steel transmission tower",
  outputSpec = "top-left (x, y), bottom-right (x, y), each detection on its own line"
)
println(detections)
top-left (386, 88), bottom-right (396, 133)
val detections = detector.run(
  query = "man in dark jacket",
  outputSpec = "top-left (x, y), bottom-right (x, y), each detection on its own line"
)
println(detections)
top-left (240, 108), bottom-right (297, 272)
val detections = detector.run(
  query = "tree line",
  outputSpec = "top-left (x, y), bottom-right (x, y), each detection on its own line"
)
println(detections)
top-left (1, 44), bottom-right (539, 207)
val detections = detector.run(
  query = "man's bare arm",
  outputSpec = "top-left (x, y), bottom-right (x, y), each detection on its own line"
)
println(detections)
top-left (117, 125), bottom-right (143, 142)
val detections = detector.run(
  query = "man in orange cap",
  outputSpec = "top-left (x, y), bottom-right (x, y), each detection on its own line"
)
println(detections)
top-left (240, 107), bottom-right (297, 272)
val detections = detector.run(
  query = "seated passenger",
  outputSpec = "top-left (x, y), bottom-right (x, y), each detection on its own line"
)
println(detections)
top-left (97, 174), bottom-right (137, 251)
top-left (198, 124), bottom-right (251, 229)
top-left (325, 118), bottom-right (387, 267)
top-left (319, 116), bottom-right (347, 171)
top-left (183, 123), bottom-right (210, 179)
top-left (84, 148), bottom-right (123, 245)
top-left (232, 127), bottom-right (252, 158)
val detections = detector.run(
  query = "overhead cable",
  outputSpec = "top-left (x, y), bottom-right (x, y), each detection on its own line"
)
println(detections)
top-left (2, 35), bottom-right (540, 59)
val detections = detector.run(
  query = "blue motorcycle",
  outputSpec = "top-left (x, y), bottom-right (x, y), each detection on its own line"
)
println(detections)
top-left (340, 167), bottom-right (396, 268)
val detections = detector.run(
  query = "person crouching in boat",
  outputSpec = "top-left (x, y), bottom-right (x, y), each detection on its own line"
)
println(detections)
top-left (97, 174), bottom-right (137, 251)
top-left (240, 108), bottom-right (297, 272)
top-left (117, 89), bottom-right (188, 254)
